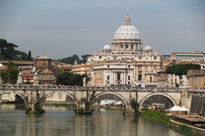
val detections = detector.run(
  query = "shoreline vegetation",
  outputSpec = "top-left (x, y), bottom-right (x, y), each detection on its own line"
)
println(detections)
top-left (141, 109), bottom-right (205, 135)
top-left (141, 109), bottom-right (171, 124)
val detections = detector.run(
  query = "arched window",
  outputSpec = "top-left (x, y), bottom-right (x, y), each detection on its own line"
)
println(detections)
top-left (131, 45), bottom-right (134, 50)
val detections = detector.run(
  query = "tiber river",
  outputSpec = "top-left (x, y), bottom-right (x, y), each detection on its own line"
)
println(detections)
top-left (0, 104), bottom-right (204, 136)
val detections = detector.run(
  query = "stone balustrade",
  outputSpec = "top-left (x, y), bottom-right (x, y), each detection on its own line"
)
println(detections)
top-left (0, 84), bottom-right (204, 93)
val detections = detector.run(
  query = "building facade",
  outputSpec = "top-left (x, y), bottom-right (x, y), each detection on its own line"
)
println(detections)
top-left (85, 12), bottom-right (162, 87)
top-left (35, 54), bottom-right (56, 84)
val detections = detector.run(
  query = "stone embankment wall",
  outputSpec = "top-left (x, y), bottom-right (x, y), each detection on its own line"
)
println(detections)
top-left (190, 95), bottom-right (205, 115)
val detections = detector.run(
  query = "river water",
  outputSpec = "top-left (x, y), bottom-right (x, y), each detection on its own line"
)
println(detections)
top-left (0, 104), bottom-right (204, 136)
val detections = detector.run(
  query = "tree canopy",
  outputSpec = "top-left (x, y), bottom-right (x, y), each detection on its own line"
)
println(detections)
top-left (166, 63), bottom-right (201, 75)
top-left (56, 72), bottom-right (84, 86)
top-left (0, 39), bottom-right (32, 60)
top-left (0, 62), bottom-right (19, 84)
top-left (58, 54), bottom-right (91, 64)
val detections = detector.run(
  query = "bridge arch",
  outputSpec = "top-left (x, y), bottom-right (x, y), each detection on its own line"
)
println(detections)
top-left (0, 91), bottom-right (28, 106)
top-left (139, 92), bottom-right (177, 109)
top-left (45, 91), bottom-right (79, 108)
top-left (93, 92), bottom-right (128, 110)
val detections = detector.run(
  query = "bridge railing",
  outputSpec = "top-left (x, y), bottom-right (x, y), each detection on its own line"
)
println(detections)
top-left (0, 84), bottom-right (204, 92)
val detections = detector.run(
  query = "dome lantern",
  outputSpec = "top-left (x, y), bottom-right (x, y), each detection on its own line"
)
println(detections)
top-left (124, 11), bottom-right (131, 25)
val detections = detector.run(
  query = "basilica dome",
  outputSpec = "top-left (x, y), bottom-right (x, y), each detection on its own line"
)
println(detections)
top-left (143, 45), bottom-right (152, 50)
top-left (114, 12), bottom-right (141, 40)
top-left (103, 44), bottom-right (111, 50)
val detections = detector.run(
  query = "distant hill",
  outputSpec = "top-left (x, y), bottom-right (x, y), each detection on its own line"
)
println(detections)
top-left (58, 54), bottom-right (91, 65)
top-left (0, 39), bottom-right (32, 61)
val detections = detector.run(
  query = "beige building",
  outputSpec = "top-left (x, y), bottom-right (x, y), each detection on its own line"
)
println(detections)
top-left (187, 70), bottom-right (205, 89)
top-left (91, 59), bottom-right (135, 86)
top-left (170, 51), bottom-right (205, 64)
top-left (84, 12), bottom-right (161, 87)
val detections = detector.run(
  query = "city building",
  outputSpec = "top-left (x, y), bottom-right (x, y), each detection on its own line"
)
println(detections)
top-left (22, 66), bottom-right (34, 84)
top-left (85, 12), bottom-right (161, 86)
top-left (35, 54), bottom-right (57, 84)
top-left (170, 51), bottom-right (205, 64)
top-left (187, 70), bottom-right (205, 89)
top-left (91, 59), bottom-right (135, 86)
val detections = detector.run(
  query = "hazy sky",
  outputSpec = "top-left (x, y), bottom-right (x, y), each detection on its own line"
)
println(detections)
top-left (0, 0), bottom-right (205, 59)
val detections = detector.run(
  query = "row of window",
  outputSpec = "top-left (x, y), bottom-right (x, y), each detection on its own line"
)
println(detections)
top-left (106, 74), bottom-right (131, 81)
top-left (98, 55), bottom-right (158, 60)
top-left (116, 33), bottom-right (138, 36)
top-left (39, 75), bottom-right (55, 80)
top-left (106, 74), bottom-right (153, 84)
top-left (106, 65), bottom-right (131, 68)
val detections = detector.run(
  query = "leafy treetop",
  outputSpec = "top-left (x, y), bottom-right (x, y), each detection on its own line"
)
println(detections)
top-left (0, 39), bottom-right (32, 60)
top-left (166, 63), bottom-right (201, 75)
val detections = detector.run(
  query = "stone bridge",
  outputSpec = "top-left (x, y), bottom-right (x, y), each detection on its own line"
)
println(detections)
top-left (0, 84), bottom-right (205, 113)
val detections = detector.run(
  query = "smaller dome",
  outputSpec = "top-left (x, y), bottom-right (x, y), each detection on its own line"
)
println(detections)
top-left (144, 45), bottom-right (152, 50)
top-left (103, 44), bottom-right (111, 50)
top-left (38, 54), bottom-right (51, 59)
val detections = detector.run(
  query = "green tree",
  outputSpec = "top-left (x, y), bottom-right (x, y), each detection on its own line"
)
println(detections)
top-left (166, 64), bottom-right (200, 75)
top-left (0, 39), bottom-right (29, 60)
top-left (56, 72), bottom-right (84, 86)
top-left (58, 54), bottom-right (80, 64)
top-left (0, 62), bottom-right (19, 84)
top-left (56, 72), bottom-right (71, 85)
top-left (0, 39), bottom-right (7, 58)
top-left (27, 50), bottom-right (32, 60)
top-left (80, 54), bottom-right (91, 64)
top-left (58, 54), bottom-right (91, 64)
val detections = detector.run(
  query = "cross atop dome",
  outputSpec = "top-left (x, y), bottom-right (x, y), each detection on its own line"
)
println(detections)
top-left (124, 11), bottom-right (131, 25)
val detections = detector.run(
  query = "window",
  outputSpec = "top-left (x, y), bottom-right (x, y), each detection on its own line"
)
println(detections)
top-left (154, 56), bottom-right (157, 60)
top-left (128, 65), bottom-right (130, 68)
top-left (128, 82), bottom-right (130, 84)
top-left (107, 75), bottom-right (110, 80)
top-left (138, 74), bottom-right (142, 81)
top-left (128, 76), bottom-right (130, 80)
top-left (126, 45), bottom-right (128, 48)
top-left (107, 65), bottom-right (110, 68)
top-left (117, 73), bottom-right (121, 80)
top-left (150, 76), bottom-right (152, 82)
top-left (131, 45), bottom-right (134, 50)
top-left (121, 45), bottom-right (123, 48)
top-left (99, 56), bottom-right (102, 59)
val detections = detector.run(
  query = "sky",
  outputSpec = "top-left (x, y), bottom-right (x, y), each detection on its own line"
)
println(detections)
top-left (0, 0), bottom-right (205, 59)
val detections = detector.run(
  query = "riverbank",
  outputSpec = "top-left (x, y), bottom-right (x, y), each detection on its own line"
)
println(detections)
top-left (170, 119), bottom-right (205, 132)
top-left (141, 109), bottom-right (205, 135)
top-left (141, 109), bottom-right (170, 124)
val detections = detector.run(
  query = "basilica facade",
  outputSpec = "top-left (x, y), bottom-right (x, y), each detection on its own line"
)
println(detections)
top-left (73, 12), bottom-right (162, 87)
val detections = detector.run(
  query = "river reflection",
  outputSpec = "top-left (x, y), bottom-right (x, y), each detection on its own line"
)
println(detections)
top-left (0, 104), bottom-right (204, 136)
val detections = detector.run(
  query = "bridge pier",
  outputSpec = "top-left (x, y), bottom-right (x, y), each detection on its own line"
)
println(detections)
top-left (23, 91), bottom-right (45, 114)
